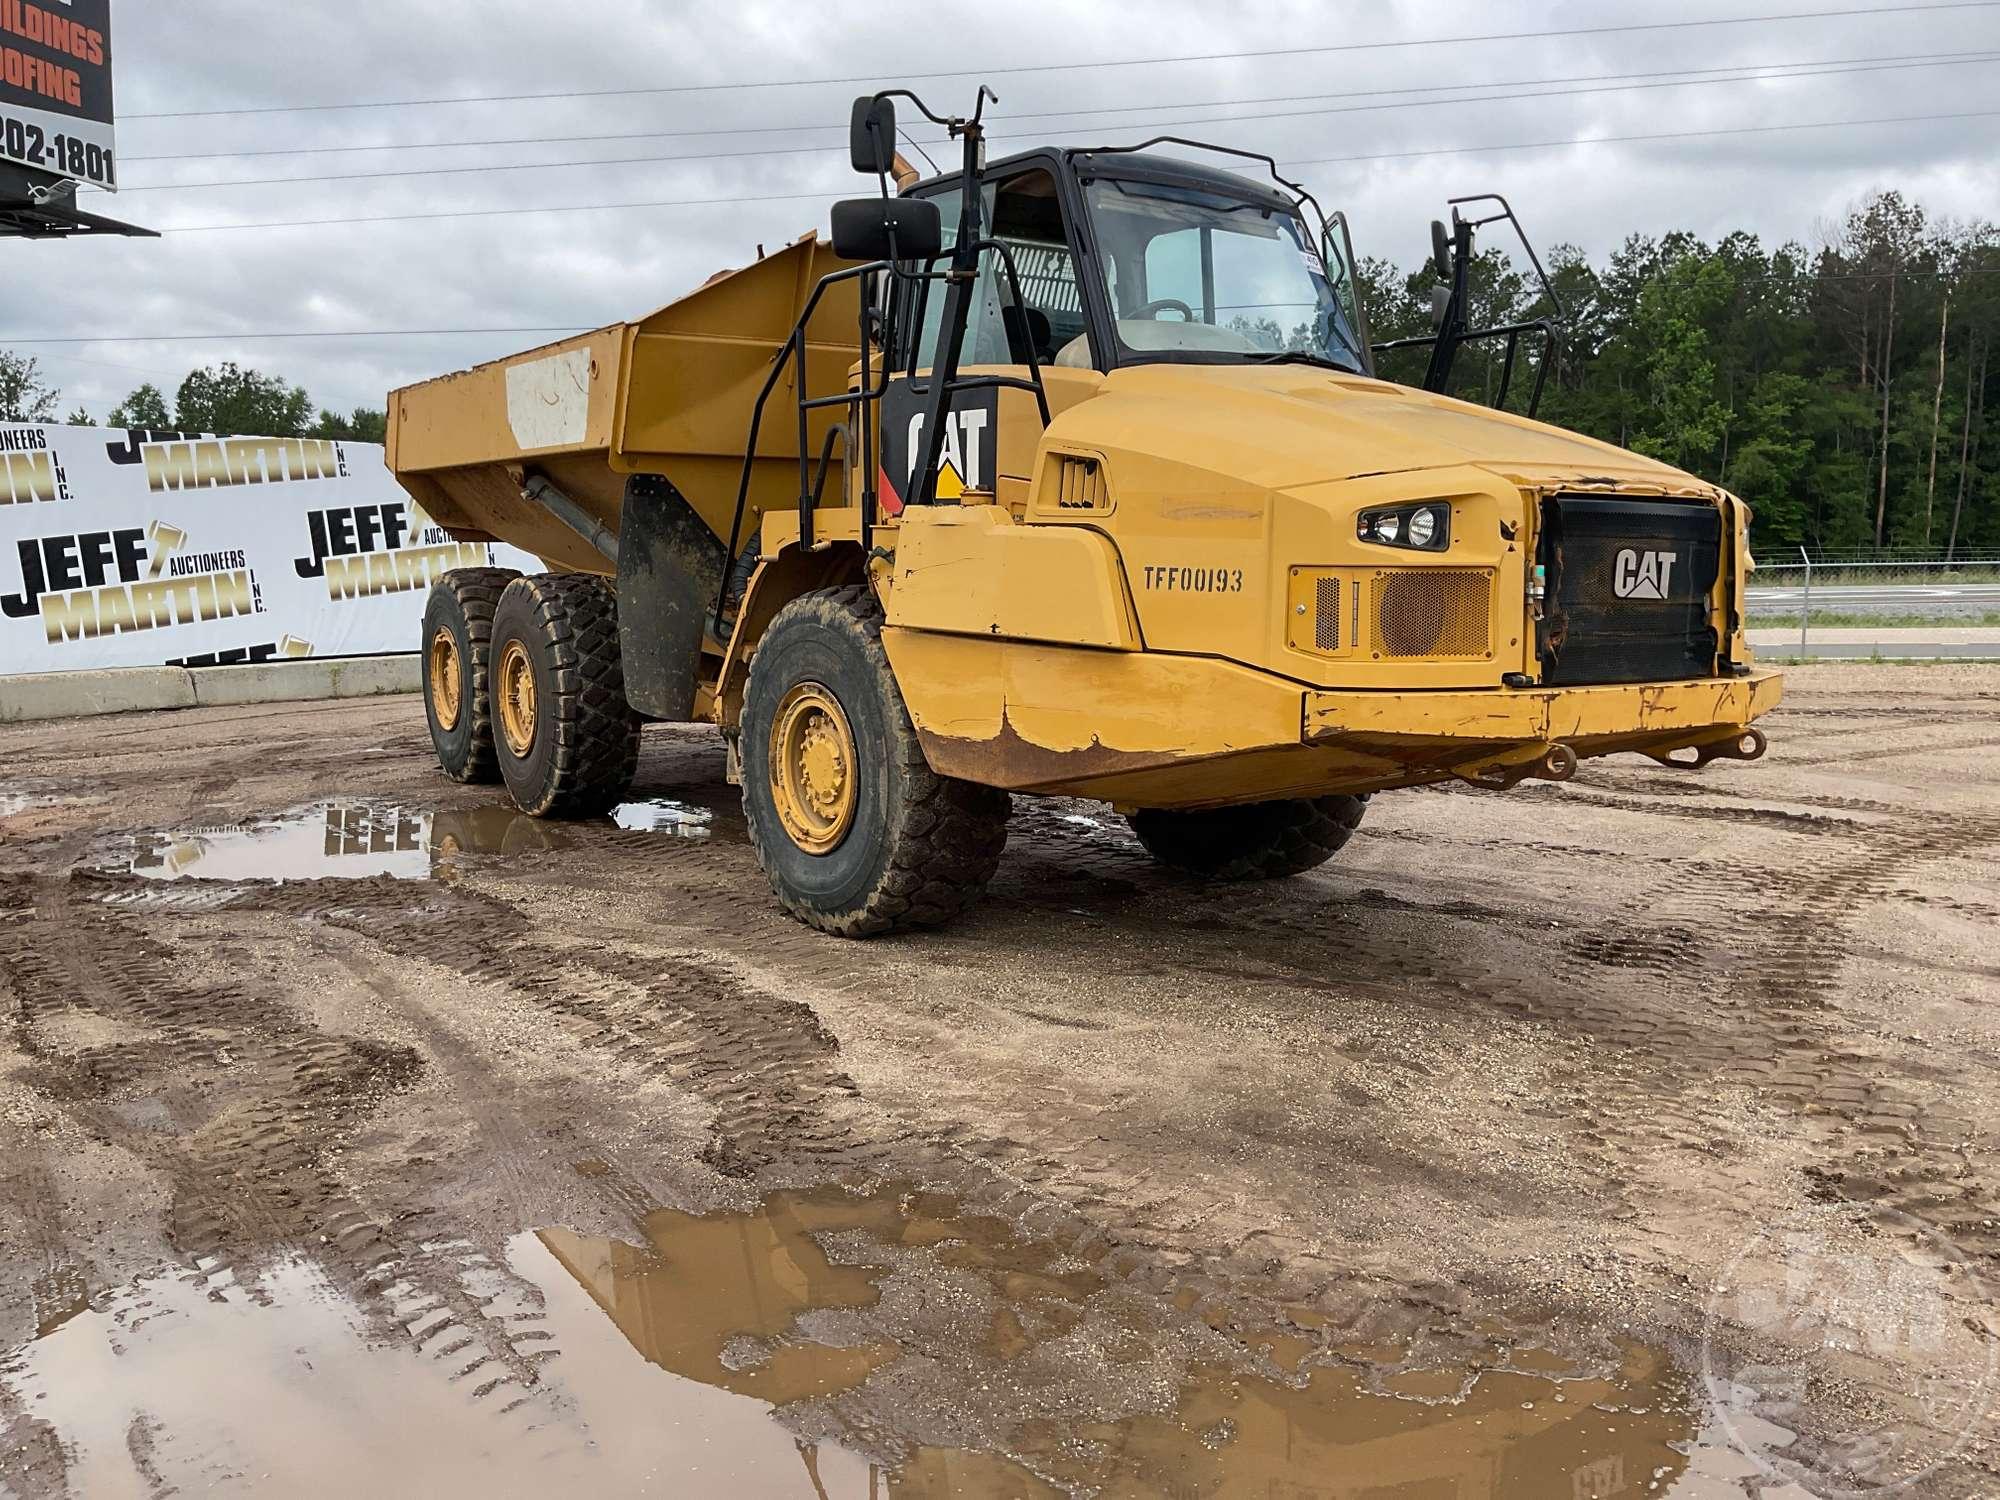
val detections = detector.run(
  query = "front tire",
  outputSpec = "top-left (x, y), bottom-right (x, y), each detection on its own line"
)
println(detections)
top-left (488, 573), bottom-right (641, 817)
top-left (421, 566), bottom-right (520, 783)
top-left (1127, 795), bottom-right (1368, 880)
top-left (740, 585), bottom-right (1010, 937)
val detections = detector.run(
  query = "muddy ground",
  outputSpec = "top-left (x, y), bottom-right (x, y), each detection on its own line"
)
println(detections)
top-left (0, 663), bottom-right (1996, 1498)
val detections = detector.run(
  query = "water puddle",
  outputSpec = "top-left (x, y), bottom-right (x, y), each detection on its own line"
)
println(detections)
top-left (0, 788), bottom-right (55, 818)
top-left (533, 1184), bottom-right (1706, 1497)
top-left (108, 795), bottom-right (730, 885)
top-left (0, 1185), bottom-right (1717, 1497)
top-left (610, 798), bottom-right (715, 837)
top-left (118, 801), bottom-right (569, 884)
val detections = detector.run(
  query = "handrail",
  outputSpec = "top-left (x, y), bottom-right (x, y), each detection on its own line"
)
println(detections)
top-left (714, 236), bottom-right (1059, 632)
top-left (897, 237), bottom-right (1052, 426)
top-left (1373, 317), bottom-right (1557, 418)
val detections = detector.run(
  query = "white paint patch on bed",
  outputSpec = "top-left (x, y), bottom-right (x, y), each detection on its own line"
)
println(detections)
top-left (505, 348), bottom-right (593, 451)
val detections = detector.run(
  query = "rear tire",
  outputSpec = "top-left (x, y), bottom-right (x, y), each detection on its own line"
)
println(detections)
top-left (489, 573), bottom-right (641, 817)
top-left (1127, 795), bottom-right (1368, 880)
top-left (421, 566), bottom-right (519, 783)
top-left (740, 585), bottom-right (1010, 937)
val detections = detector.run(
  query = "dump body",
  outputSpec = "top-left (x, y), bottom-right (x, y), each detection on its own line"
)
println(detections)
top-left (386, 235), bottom-right (860, 574)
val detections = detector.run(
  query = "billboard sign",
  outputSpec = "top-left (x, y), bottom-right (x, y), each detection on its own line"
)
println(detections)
top-left (0, 0), bottom-right (115, 190)
top-left (1, 424), bottom-right (542, 675)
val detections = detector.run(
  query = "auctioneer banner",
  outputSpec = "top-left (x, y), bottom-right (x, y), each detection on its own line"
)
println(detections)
top-left (0, 423), bottom-right (540, 675)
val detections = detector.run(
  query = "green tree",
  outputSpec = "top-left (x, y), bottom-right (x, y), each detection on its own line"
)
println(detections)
top-left (173, 362), bottom-right (312, 438)
top-left (0, 351), bottom-right (61, 423)
top-left (309, 407), bottom-right (388, 444)
top-left (107, 382), bottom-right (171, 428)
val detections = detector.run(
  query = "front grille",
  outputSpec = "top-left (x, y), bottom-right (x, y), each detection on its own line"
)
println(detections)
top-left (1539, 496), bottom-right (1722, 684)
top-left (1371, 569), bottom-right (1493, 658)
top-left (1053, 455), bottom-right (1108, 511)
top-left (1314, 576), bottom-right (1340, 650)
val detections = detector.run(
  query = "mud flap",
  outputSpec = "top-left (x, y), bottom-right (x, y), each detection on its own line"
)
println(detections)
top-left (615, 475), bottom-right (727, 721)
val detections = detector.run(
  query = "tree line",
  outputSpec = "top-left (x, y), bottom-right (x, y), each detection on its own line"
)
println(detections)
top-left (3, 187), bottom-right (1993, 556)
top-left (0, 354), bottom-right (387, 445)
top-left (1357, 190), bottom-right (1997, 558)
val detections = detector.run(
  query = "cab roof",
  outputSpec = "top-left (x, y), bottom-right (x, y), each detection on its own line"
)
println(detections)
top-left (914, 145), bottom-right (1298, 217)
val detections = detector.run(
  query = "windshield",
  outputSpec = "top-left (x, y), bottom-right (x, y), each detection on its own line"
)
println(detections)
top-left (1081, 176), bottom-right (1366, 373)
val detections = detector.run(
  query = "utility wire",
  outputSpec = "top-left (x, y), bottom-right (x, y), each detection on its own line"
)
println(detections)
top-left (131, 106), bottom-right (2000, 235)
top-left (112, 53), bottom-right (2000, 194)
top-left (115, 48), bottom-right (1991, 164)
top-left (1288, 106), bottom-right (2000, 170)
top-left (13, 268), bottom-right (2000, 348)
top-left (2, 329), bottom-right (594, 346)
top-left (121, 2), bottom-right (2000, 120)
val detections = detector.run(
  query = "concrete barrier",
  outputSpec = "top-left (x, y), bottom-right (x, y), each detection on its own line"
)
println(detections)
top-left (0, 656), bottom-right (419, 725)
top-left (190, 655), bottom-right (420, 708)
top-left (0, 667), bottom-right (197, 724)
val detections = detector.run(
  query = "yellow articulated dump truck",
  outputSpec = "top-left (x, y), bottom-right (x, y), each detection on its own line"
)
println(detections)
top-left (386, 87), bottom-right (1781, 938)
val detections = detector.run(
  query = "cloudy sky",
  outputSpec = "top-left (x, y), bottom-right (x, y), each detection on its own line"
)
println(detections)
top-left (11, 0), bottom-right (2000, 423)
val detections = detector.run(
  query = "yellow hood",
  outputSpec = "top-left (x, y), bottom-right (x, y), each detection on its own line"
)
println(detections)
top-left (1073, 363), bottom-right (1710, 495)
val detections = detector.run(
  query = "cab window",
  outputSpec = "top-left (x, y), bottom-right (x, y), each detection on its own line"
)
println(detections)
top-left (905, 168), bottom-right (1086, 371)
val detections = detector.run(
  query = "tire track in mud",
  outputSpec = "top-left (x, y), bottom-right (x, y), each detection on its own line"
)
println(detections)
top-left (0, 872), bottom-right (576, 1472)
top-left (1513, 789), bottom-right (2000, 1278)
top-left (203, 871), bottom-right (1497, 1391)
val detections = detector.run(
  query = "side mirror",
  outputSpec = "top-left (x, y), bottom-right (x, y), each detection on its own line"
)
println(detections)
top-left (850, 96), bottom-right (897, 175)
top-left (1429, 283), bottom-right (1452, 330)
top-left (830, 195), bottom-right (942, 263)
top-left (1430, 219), bottom-right (1453, 282)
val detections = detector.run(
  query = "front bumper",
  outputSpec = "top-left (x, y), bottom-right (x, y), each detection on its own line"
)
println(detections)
top-left (1303, 668), bottom-right (1784, 787)
top-left (1305, 668), bottom-right (1784, 745)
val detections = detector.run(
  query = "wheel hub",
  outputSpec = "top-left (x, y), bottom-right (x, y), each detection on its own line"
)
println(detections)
top-left (496, 638), bottom-right (538, 756)
top-left (769, 682), bottom-right (858, 854)
top-left (428, 627), bottom-right (463, 732)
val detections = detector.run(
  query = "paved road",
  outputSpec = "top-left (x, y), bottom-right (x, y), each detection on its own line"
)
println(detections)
top-left (1748, 626), bottom-right (2000, 660)
top-left (1746, 581), bottom-right (2000, 618)
top-left (1756, 640), bottom-right (2000, 660)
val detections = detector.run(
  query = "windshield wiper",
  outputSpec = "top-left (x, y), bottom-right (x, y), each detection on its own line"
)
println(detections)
top-left (1248, 349), bottom-right (1352, 371)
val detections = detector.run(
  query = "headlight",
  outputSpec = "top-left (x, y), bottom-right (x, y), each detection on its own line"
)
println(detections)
top-left (1358, 503), bottom-right (1450, 552)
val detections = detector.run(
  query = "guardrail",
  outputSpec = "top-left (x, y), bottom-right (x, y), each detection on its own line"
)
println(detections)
top-left (1748, 550), bottom-right (2000, 654)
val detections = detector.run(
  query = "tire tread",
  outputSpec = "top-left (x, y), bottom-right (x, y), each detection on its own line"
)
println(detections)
top-left (1127, 794), bottom-right (1367, 881)
top-left (427, 565), bottom-right (519, 783)
top-left (744, 585), bottom-right (1009, 937)
top-left (495, 573), bottom-right (640, 816)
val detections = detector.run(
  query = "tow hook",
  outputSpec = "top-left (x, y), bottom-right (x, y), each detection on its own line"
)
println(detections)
top-left (1456, 740), bottom-right (1579, 791)
top-left (1644, 726), bottom-right (1768, 771)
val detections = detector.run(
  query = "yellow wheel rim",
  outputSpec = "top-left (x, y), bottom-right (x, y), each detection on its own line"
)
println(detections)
top-left (428, 627), bottom-right (463, 732)
top-left (496, 638), bottom-right (538, 757)
top-left (769, 682), bottom-right (858, 855)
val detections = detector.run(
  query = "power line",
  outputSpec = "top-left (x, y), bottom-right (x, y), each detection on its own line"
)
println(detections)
top-left (113, 53), bottom-right (2000, 195)
top-left (13, 267), bottom-right (2000, 348)
top-left (134, 106), bottom-right (2000, 235)
top-left (0, 329), bottom-right (593, 346)
top-left (115, 48), bottom-right (1991, 165)
top-left (1289, 106), bottom-right (2000, 170)
top-left (122, 2), bottom-right (2000, 120)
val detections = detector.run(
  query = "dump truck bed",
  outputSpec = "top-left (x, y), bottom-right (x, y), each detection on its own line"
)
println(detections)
top-left (386, 234), bottom-right (861, 573)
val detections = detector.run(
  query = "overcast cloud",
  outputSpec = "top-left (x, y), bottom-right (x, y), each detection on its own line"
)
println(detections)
top-left (9, 0), bottom-right (1999, 422)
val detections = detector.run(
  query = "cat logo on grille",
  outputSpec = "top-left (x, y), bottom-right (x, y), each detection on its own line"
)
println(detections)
top-left (1612, 548), bottom-right (1678, 600)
